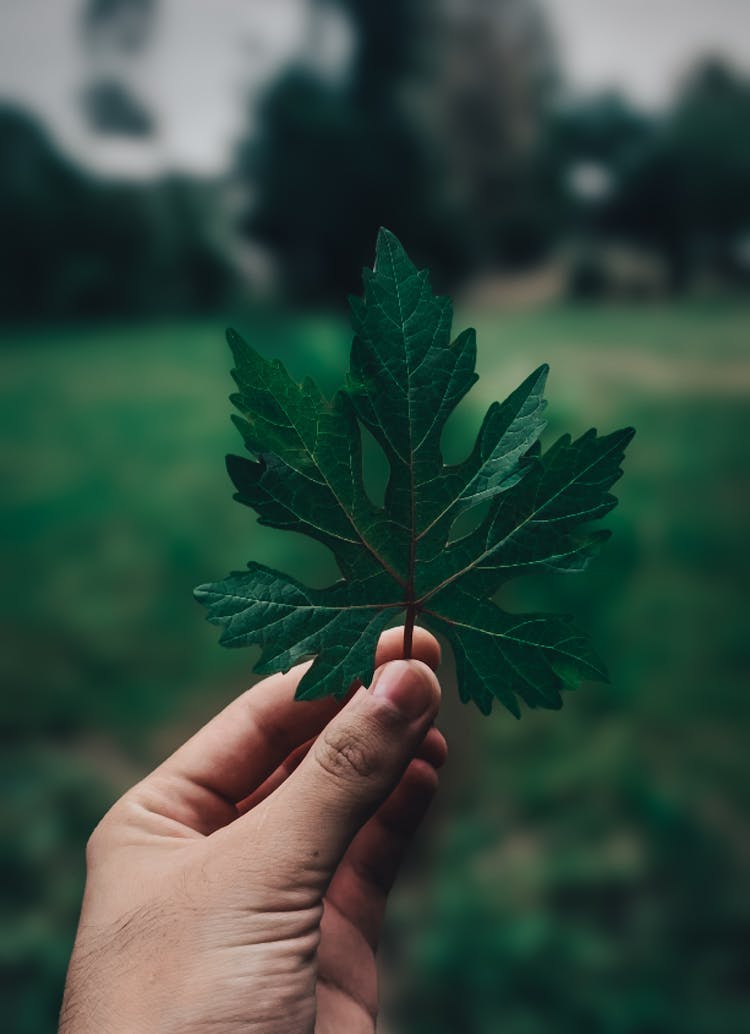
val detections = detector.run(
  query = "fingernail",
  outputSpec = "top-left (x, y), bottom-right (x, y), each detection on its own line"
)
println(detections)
top-left (370, 660), bottom-right (437, 721)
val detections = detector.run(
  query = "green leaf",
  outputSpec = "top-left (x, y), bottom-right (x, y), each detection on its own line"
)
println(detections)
top-left (195, 228), bottom-right (634, 716)
top-left (195, 563), bottom-right (399, 700)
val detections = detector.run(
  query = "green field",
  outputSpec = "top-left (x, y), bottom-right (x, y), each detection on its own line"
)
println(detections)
top-left (3, 301), bottom-right (750, 1033)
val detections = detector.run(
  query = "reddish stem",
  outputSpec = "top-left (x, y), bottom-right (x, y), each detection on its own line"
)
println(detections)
top-left (403, 604), bottom-right (416, 659)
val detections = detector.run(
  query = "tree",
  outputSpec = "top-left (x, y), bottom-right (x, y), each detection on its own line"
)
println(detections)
top-left (239, 0), bottom-right (558, 301)
top-left (80, 0), bottom-right (158, 137)
top-left (0, 106), bottom-right (232, 322)
top-left (413, 0), bottom-right (559, 269)
top-left (238, 0), bottom-right (453, 302)
top-left (607, 59), bottom-right (750, 288)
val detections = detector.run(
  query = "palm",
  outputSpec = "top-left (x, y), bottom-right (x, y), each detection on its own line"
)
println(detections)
top-left (316, 897), bottom-right (378, 1033)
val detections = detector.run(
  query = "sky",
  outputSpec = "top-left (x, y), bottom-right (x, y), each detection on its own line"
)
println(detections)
top-left (1, 0), bottom-right (749, 179)
top-left (0, 0), bottom-right (329, 177)
top-left (539, 0), bottom-right (750, 105)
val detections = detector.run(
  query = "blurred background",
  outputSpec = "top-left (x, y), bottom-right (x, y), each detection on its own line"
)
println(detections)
top-left (1, 1), bottom-right (749, 1031)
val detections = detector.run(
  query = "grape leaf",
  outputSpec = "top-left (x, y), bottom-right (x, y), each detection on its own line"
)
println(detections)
top-left (195, 229), bottom-right (634, 716)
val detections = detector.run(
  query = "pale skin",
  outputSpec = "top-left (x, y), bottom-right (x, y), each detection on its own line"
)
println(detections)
top-left (59, 627), bottom-right (446, 1034)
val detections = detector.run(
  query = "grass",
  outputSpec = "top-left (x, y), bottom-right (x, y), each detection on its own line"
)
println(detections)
top-left (2, 298), bottom-right (750, 1033)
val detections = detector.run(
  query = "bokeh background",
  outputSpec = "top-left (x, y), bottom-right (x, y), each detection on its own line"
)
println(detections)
top-left (2, 2), bottom-right (749, 1031)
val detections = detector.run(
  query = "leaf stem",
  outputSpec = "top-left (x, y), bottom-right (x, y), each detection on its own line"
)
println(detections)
top-left (403, 604), bottom-right (416, 659)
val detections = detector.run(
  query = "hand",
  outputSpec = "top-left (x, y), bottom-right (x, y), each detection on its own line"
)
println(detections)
top-left (59, 627), bottom-right (445, 1034)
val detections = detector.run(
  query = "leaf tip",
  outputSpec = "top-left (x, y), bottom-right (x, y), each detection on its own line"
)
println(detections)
top-left (225, 327), bottom-right (244, 355)
top-left (374, 226), bottom-right (413, 276)
top-left (477, 696), bottom-right (493, 717)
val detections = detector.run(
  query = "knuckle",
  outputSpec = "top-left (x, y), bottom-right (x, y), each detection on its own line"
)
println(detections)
top-left (314, 722), bottom-right (381, 783)
top-left (83, 794), bottom-right (129, 865)
top-left (84, 816), bottom-right (109, 865)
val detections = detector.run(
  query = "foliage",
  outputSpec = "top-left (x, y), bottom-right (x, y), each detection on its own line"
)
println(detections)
top-left (556, 61), bottom-right (750, 289)
top-left (240, 65), bottom-right (442, 302)
top-left (241, 0), bottom-right (559, 299)
top-left (196, 231), bottom-right (633, 714)
top-left (0, 106), bottom-right (232, 322)
top-left (239, 0), bottom-right (438, 301)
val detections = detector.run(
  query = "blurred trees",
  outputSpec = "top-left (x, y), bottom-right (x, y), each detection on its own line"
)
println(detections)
top-left (555, 60), bottom-right (750, 292)
top-left (236, 67), bottom-right (438, 304)
top-left (413, 0), bottom-right (559, 270)
top-left (238, 0), bottom-right (457, 302)
top-left (2, 5), bottom-right (749, 321)
top-left (239, 0), bottom-right (558, 301)
top-left (80, 0), bottom-right (157, 136)
top-left (608, 59), bottom-right (750, 288)
top-left (0, 106), bottom-right (231, 321)
top-left (0, 0), bottom-right (237, 323)
top-left (242, 7), bottom-right (750, 300)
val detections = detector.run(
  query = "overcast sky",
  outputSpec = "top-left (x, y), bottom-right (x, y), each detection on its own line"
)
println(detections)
top-left (1, 0), bottom-right (749, 178)
top-left (540, 0), bottom-right (750, 104)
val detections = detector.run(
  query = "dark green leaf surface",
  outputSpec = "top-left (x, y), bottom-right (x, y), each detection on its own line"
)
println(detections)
top-left (195, 230), bottom-right (634, 714)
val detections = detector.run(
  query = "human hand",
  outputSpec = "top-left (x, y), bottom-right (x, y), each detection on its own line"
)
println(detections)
top-left (59, 627), bottom-right (445, 1034)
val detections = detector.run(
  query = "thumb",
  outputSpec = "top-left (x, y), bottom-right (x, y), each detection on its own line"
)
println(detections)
top-left (266, 659), bottom-right (440, 884)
